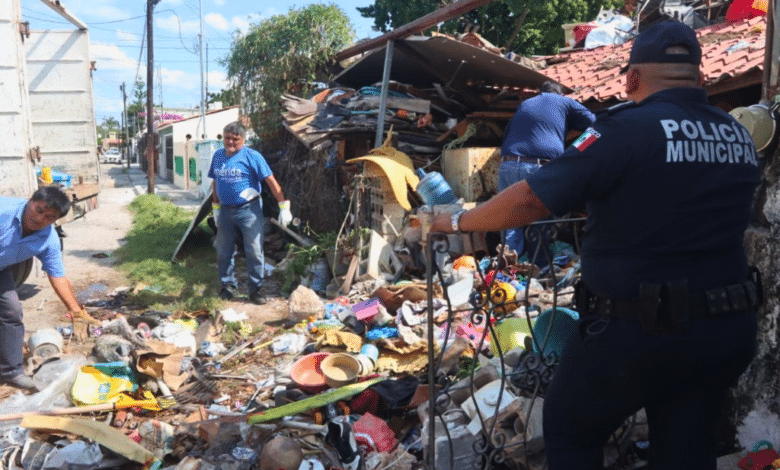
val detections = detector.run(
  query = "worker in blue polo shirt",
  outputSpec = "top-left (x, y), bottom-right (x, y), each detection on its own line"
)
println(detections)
top-left (499, 81), bottom-right (595, 261)
top-left (209, 122), bottom-right (293, 305)
top-left (432, 21), bottom-right (760, 469)
top-left (0, 186), bottom-right (83, 390)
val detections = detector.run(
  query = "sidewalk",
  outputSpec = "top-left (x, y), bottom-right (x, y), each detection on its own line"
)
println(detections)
top-left (124, 164), bottom-right (205, 212)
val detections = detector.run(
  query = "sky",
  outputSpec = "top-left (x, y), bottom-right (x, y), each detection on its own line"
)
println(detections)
top-left (19, 0), bottom-right (380, 128)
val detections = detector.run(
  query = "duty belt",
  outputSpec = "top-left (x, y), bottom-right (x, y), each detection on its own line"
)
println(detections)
top-left (501, 155), bottom-right (549, 164)
top-left (574, 267), bottom-right (763, 334)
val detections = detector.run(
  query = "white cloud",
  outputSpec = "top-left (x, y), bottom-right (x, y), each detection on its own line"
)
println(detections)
top-left (90, 42), bottom-right (137, 72)
top-left (205, 13), bottom-right (229, 32)
top-left (207, 70), bottom-right (227, 90)
top-left (156, 14), bottom-right (199, 35)
top-left (214, 0), bottom-right (226, 5)
top-left (232, 13), bottom-right (263, 35)
top-left (116, 30), bottom-right (139, 42)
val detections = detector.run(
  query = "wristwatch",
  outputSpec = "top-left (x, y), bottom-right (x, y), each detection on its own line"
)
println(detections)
top-left (451, 209), bottom-right (466, 232)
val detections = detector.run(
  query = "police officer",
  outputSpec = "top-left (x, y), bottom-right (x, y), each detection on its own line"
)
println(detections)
top-left (431, 21), bottom-right (760, 470)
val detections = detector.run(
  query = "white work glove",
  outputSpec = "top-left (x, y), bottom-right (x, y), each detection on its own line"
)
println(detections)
top-left (278, 200), bottom-right (293, 226)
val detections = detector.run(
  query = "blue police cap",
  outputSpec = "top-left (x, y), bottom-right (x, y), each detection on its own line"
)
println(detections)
top-left (620, 21), bottom-right (702, 73)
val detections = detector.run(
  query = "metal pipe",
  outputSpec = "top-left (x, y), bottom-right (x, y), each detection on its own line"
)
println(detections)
top-left (762, 0), bottom-right (778, 102)
top-left (334, 0), bottom-right (494, 62)
top-left (426, 231), bottom-right (436, 469)
top-left (374, 40), bottom-right (394, 148)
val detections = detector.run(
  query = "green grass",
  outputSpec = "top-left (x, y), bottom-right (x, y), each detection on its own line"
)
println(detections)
top-left (114, 194), bottom-right (222, 313)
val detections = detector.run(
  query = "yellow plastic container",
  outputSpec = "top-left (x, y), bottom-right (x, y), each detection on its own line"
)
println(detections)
top-left (41, 167), bottom-right (53, 184)
top-left (490, 317), bottom-right (533, 356)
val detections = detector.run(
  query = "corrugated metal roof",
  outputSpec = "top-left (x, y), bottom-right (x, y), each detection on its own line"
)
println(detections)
top-left (333, 35), bottom-right (554, 94)
top-left (540, 16), bottom-right (767, 103)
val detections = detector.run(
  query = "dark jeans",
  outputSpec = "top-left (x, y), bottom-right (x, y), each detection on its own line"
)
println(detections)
top-left (216, 199), bottom-right (265, 294)
top-left (543, 310), bottom-right (757, 470)
top-left (0, 268), bottom-right (25, 379)
top-left (498, 160), bottom-right (541, 256)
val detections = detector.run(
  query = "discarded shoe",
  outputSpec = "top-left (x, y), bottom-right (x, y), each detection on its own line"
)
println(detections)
top-left (249, 291), bottom-right (267, 305)
top-left (219, 284), bottom-right (238, 301)
top-left (1, 374), bottom-right (36, 390)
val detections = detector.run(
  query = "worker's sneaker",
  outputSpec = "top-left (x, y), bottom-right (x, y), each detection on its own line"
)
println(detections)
top-left (1, 374), bottom-right (36, 390)
top-left (249, 291), bottom-right (267, 305)
top-left (219, 284), bottom-right (238, 300)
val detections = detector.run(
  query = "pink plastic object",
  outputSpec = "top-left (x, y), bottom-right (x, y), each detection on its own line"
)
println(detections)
top-left (352, 298), bottom-right (380, 323)
top-left (456, 323), bottom-right (489, 350)
top-left (290, 352), bottom-right (331, 393)
top-left (353, 412), bottom-right (398, 452)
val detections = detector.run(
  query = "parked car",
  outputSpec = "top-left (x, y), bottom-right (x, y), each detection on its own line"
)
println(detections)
top-left (103, 148), bottom-right (121, 164)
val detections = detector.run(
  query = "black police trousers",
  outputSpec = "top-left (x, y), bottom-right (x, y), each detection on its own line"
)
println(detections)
top-left (543, 310), bottom-right (756, 470)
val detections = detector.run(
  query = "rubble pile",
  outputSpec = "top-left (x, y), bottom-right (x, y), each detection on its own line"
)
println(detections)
top-left (0, 235), bottom-right (611, 470)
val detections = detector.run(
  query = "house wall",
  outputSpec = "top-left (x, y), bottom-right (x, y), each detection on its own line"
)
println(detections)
top-left (159, 107), bottom-right (238, 190)
top-left (157, 127), bottom-right (173, 182)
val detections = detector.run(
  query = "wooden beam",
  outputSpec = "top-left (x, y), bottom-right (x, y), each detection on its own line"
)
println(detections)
top-left (706, 69), bottom-right (763, 97)
top-left (334, 0), bottom-right (495, 62)
top-left (38, 0), bottom-right (88, 30)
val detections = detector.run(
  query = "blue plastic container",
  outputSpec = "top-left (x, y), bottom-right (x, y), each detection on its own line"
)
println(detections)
top-left (415, 168), bottom-right (458, 206)
top-left (532, 307), bottom-right (580, 357)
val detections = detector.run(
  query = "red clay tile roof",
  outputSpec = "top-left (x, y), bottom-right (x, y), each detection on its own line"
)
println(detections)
top-left (540, 16), bottom-right (767, 103)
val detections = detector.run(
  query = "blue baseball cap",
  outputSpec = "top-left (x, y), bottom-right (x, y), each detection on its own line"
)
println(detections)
top-left (620, 21), bottom-right (702, 73)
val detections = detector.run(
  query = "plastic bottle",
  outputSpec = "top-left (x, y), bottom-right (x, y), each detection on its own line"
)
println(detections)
top-left (415, 168), bottom-right (458, 206)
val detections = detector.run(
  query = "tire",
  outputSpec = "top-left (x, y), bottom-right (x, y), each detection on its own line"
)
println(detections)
top-left (11, 258), bottom-right (33, 288)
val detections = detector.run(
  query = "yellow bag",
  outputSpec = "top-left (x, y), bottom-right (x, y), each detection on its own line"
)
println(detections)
top-left (71, 363), bottom-right (138, 406)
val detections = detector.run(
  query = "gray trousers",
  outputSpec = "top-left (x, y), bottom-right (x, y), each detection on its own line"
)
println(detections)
top-left (0, 268), bottom-right (25, 379)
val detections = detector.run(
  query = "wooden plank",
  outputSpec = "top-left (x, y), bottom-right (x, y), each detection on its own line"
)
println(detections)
top-left (351, 96), bottom-right (431, 113)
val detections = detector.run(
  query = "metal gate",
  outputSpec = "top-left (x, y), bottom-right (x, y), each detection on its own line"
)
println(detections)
top-left (424, 218), bottom-right (638, 470)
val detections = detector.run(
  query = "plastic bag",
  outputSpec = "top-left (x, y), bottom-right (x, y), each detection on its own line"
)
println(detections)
top-left (71, 362), bottom-right (137, 406)
top-left (353, 412), bottom-right (398, 452)
top-left (0, 355), bottom-right (87, 426)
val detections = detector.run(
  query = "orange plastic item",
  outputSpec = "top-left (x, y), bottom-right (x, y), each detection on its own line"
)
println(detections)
top-left (453, 255), bottom-right (477, 271)
top-left (290, 352), bottom-right (331, 393)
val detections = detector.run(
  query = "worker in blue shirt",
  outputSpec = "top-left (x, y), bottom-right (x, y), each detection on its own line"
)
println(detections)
top-left (433, 21), bottom-right (760, 470)
top-left (499, 81), bottom-right (595, 261)
top-left (209, 122), bottom-right (293, 305)
top-left (0, 186), bottom-right (83, 390)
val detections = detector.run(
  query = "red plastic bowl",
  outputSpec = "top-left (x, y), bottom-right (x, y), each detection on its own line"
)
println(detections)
top-left (290, 352), bottom-right (331, 393)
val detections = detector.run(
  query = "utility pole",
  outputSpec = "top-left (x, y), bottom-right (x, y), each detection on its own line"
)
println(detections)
top-left (198, 0), bottom-right (206, 139)
top-left (146, 0), bottom-right (158, 194)
top-left (120, 82), bottom-right (128, 170)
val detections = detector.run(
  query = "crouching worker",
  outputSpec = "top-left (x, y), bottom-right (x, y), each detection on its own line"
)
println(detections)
top-left (0, 186), bottom-right (83, 389)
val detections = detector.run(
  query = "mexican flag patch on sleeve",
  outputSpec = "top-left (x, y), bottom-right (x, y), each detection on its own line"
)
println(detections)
top-left (572, 128), bottom-right (601, 152)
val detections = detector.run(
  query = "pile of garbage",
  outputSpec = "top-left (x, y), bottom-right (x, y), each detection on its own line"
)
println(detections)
top-left (0, 233), bottom-right (596, 470)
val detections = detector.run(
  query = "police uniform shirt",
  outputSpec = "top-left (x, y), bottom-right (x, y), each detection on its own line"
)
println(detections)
top-left (526, 87), bottom-right (761, 299)
top-left (208, 146), bottom-right (273, 207)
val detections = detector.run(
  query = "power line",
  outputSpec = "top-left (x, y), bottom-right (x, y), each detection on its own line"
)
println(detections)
top-left (155, 9), bottom-right (197, 54)
top-left (91, 15), bottom-right (146, 24)
top-left (93, 42), bottom-right (228, 50)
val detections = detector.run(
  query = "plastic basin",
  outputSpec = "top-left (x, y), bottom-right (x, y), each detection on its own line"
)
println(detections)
top-left (290, 352), bottom-right (331, 393)
top-left (320, 353), bottom-right (360, 388)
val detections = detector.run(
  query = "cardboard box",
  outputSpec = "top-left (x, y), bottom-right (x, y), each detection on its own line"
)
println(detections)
top-left (442, 147), bottom-right (501, 203)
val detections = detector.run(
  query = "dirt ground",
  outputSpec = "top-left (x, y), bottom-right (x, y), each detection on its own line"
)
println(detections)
top-left (13, 163), bottom-right (288, 374)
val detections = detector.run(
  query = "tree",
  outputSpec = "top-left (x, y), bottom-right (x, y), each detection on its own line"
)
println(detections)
top-left (207, 88), bottom-right (237, 108)
top-left (357, 0), bottom-right (624, 55)
top-left (221, 4), bottom-right (354, 143)
top-left (127, 80), bottom-right (148, 136)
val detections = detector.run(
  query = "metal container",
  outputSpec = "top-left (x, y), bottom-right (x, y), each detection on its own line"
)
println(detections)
top-left (28, 328), bottom-right (64, 358)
